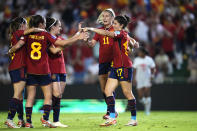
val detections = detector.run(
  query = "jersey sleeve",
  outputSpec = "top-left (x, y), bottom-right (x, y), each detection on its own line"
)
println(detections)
top-left (93, 33), bottom-right (99, 41)
top-left (114, 30), bottom-right (123, 39)
top-left (45, 32), bottom-right (57, 45)
top-left (15, 30), bottom-right (25, 41)
top-left (17, 30), bottom-right (24, 37)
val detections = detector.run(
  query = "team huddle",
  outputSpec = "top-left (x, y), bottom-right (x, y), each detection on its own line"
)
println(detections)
top-left (5, 8), bottom-right (155, 128)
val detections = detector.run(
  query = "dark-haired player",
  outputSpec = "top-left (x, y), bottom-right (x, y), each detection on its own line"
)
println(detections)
top-left (84, 15), bottom-right (138, 126)
top-left (5, 17), bottom-right (44, 128)
top-left (10, 15), bottom-right (87, 128)
top-left (46, 17), bottom-right (67, 127)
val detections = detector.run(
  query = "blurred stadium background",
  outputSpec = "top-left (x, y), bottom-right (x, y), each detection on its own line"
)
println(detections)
top-left (0, 0), bottom-right (197, 118)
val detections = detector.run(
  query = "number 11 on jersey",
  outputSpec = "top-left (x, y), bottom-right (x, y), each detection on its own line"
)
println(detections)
top-left (103, 36), bottom-right (109, 45)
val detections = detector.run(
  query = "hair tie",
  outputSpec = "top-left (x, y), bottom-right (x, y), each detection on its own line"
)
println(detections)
top-left (48, 18), bottom-right (57, 29)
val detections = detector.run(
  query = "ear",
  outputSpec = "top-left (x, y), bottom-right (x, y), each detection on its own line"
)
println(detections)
top-left (120, 24), bottom-right (124, 29)
top-left (38, 23), bottom-right (43, 28)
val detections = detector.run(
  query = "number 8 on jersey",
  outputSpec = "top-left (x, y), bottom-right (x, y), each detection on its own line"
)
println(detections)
top-left (31, 42), bottom-right (42, 60)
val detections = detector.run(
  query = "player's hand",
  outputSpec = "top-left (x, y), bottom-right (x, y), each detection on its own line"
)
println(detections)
top-left (134, 41), bottom-right (139, 48)
top-left (78, 32), bottom-right (89, 40)
top-left (81, 27), bottom-right (93, 32)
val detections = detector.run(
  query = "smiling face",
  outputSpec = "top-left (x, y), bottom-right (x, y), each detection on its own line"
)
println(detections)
top-left (112, 20), bottom-right (123, 31)
top-left (52, 21), bottom-right (62, 35)
top-left (102, 11), bottom-right (114, 27)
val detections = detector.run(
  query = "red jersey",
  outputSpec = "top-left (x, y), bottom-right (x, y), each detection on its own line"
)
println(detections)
top-left (8, 30), bottom-right (26, 71)
top-left (93, 26), bottom-right (114, 63)
top-left (48, 36), bottom-right (66, 74)
top-left (112, 30), bottom-right (132, 68)
top-left (23, 32), bottom-right (56, 74)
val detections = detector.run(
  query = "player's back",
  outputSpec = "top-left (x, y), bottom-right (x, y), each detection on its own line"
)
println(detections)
top-left (25, 31), bottom-right (56, 74)
top-left (9, 30), bottom-right (26, 71)
top-left (113, 30), bottom-right (132, 68)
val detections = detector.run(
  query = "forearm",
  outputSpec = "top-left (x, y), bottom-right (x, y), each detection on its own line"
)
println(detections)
top-left (55, 35), bottom-right (79, 47)
top-left (88, 28), bottom-right (114, 38)
top-left (9, 41), bottom-right (25, 53)
top-left (24, 28), bottom-right (34, 35)
top-left (49, 46), bottom-right (62, 54)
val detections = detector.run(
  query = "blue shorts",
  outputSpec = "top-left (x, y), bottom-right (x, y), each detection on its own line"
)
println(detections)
top-left (51, 74), bottom-right (66, 82)
top-left (9, 67), bottom-right (26, 83)
top-left (109, 67), bottom-right (133, 81)
top-left (26, 74), bottom-right (52, 86)
top-left (99, 62), bottom-right (112, 75)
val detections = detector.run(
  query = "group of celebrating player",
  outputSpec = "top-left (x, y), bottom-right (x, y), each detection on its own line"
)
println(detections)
top-left (5, 8), bottom-right (155, 128)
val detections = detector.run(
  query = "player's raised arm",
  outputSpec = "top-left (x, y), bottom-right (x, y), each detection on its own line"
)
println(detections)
top-left (78, 22), bottom-right (97, 47)
top-left (83, 27), bottom-right (115, 38)
top-left (54, 31), bottom-right (88, 47)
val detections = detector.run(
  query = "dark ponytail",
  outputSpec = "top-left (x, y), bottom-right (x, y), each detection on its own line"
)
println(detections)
top-left (114, 15), bottom-right (130, 29)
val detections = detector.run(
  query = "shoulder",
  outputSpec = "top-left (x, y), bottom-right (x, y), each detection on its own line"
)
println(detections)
top-left (134, 57), bottom-right (140, 62)
top-left (13, 30), bottom-right (24, 36)
top-left (122, 30), bottom-right (128, 37)
top-left (146, 56), bottom-right (154, 61)
top-left (43, 32), bottom-right (55, 39)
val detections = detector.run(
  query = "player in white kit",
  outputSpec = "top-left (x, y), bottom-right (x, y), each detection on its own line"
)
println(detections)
top-left (133, 47), bottom-right (156, 115)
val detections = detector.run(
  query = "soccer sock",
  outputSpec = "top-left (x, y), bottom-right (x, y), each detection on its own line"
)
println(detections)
top-left (103, 93), bottom-right (110, 114)
top-left (128, 99), bottom-right (137, 120)
top-left (26, 107), bottom-right (33, 123)
top-left (17, 99), bottom-right (24, 120)
top-left (106, 96), bottom-right (115, 118)
top-left (43, 105), bottom-right (51, 121)
top-left (144, 97), bottom-right (151, 115)
top-left (7, 98), bottom-right (17, 120)
top-left (52, 95), bottom-right (61, 122)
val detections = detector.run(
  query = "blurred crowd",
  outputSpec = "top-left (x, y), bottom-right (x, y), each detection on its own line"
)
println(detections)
top-left (0, 0), bottom-right (197, 85)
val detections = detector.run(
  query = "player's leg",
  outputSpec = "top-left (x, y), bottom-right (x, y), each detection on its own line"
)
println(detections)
top-left (99, 63), bottom-right (116, 119)
top-left (5, 68), bottom-right (26, 128)
top-left (98, 74), bottom-right (109, 114)
top-left (137, 88), bottom-right (145, 105)
top-left (40, 75), bottom-right (56, 128)
top-left (13, 81), bottom-right (26, 127)
top-left (144, 87), bottom-right (151, 115)
top-left (136, 79), bottom-right (146, 106)
top-left (25, 85), bottom-right (36, 128)
top-left (120, 81), bottom-right (137, 126)
top-left (52, 81), bottom-right (61, 121)
top-left (40, 84), bottom-right (56, 128)
top-left (51, 74), bottom-right (68, 127)
top-left (100, 78), bottom-right (118, 126)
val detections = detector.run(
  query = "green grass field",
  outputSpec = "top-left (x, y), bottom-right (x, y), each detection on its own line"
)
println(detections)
top-left (0, 111), bottom-right (197, 131)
